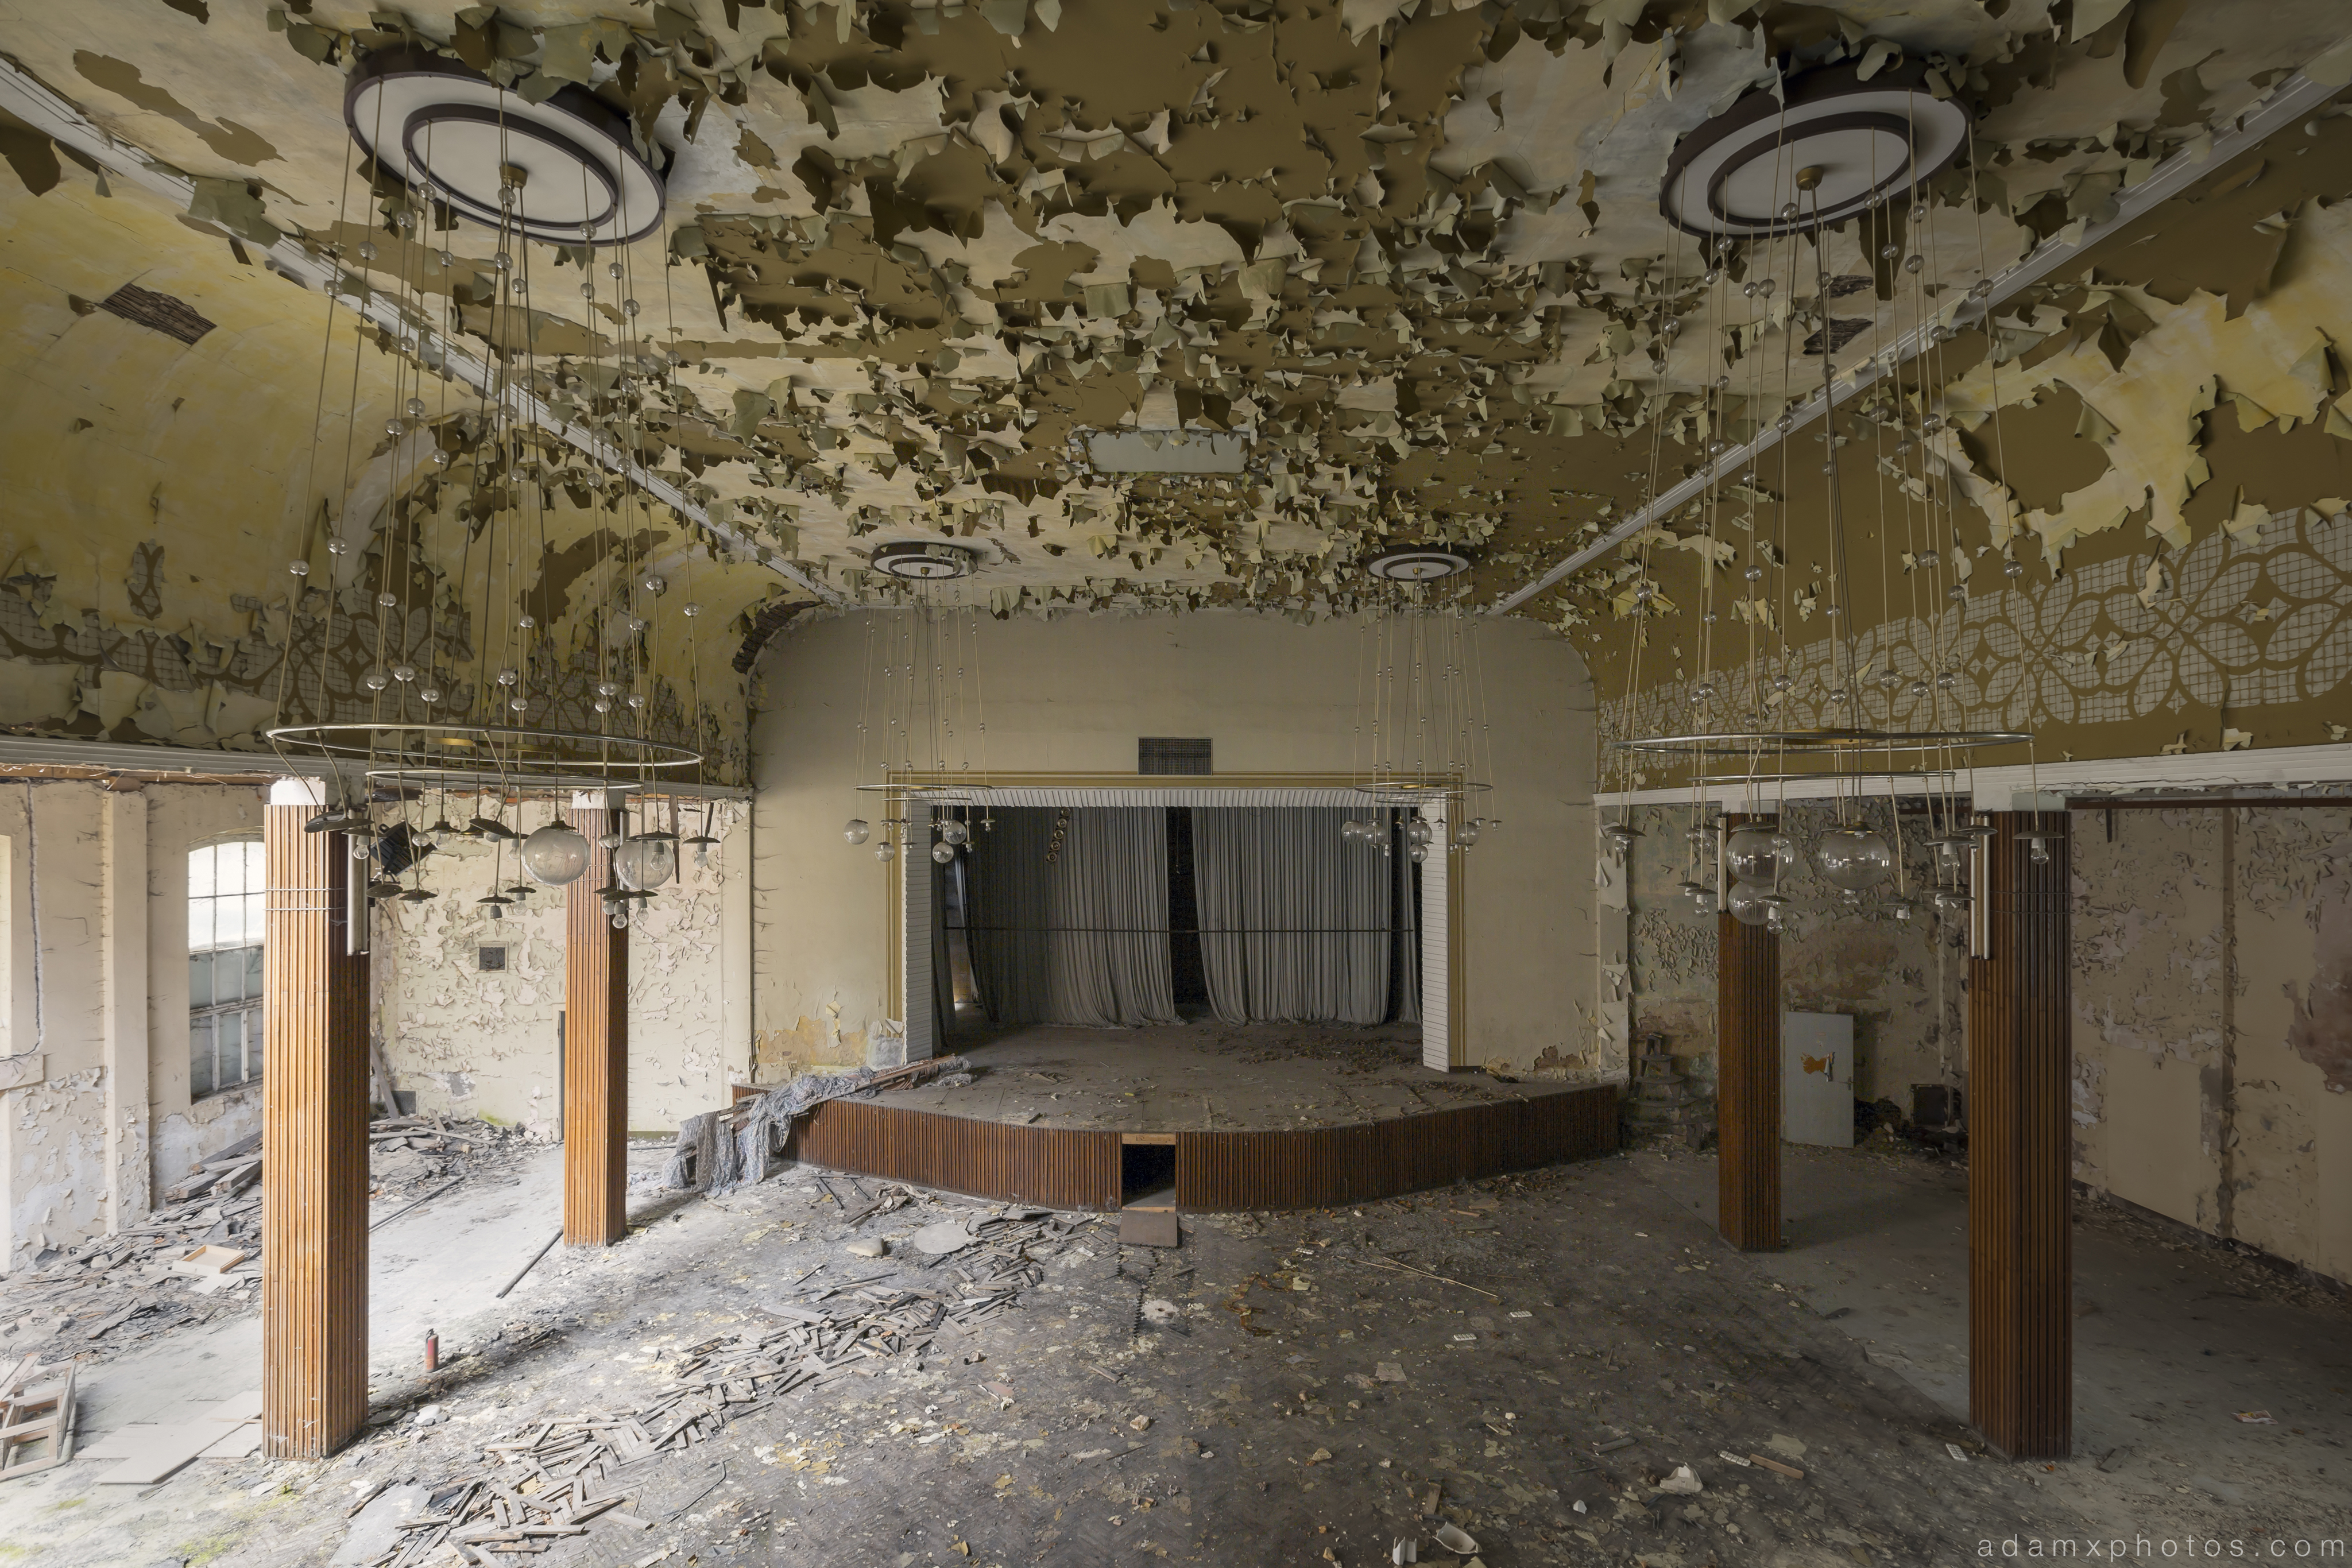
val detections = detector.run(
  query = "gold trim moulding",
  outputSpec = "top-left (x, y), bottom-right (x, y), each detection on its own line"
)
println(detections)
top-left (1610, 727), bottom-right (2033, 757)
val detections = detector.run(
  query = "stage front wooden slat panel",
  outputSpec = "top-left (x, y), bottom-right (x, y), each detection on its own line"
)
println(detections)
top-left (1178, 1087), bottom-right (1618, 1211)
top-left (782, 1085), bottom-right (1617, 1212)
top-left (787, 1100), bottom-right (1123, 1210)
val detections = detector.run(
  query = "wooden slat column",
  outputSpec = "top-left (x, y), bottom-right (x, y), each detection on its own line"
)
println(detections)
top-left (262, 779), bottom-right (370, 1459)
top-left (1968, 808), bottom-right (2073, 1459)
top-left (1716, 812), bottom-right (1782, 1251)
top-left (564, 800), bottom-right (628, 1246)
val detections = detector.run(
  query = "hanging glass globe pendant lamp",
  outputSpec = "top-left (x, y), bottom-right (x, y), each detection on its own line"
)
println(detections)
top-left (1814, 826), bottom-right (1894, 896)
top-left (519, 821), bottom-right (591, 885)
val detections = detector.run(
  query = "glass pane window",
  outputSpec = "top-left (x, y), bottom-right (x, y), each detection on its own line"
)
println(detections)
top-left (190, 839), bottom-right (265, 1099)
top-left (190, 1015), bottom-right (215, 1099)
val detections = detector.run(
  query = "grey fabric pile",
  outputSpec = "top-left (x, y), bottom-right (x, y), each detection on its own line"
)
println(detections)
top-left (663, 1061), bottom-right (966, 1193)
top-left (722, 1067), bottom-right (881, 1190)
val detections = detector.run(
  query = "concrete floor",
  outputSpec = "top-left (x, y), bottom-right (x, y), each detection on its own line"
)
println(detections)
top-left (898, 1020), bottom-right (1592, 1130)
top-left (59, 1145), bottom-right (568, 1442)
top-left (4, 1137), bottom-right (2346, 1567)
top-left (1643, 1140), bottom-right (2352, 1546)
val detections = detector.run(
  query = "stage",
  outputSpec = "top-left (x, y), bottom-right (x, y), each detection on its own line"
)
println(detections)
top-left (780, 1022), bottom-right (1619, 1213)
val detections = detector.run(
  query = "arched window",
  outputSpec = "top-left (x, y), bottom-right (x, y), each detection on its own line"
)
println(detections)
top-left (189, 838), bottom-right (265, 1098)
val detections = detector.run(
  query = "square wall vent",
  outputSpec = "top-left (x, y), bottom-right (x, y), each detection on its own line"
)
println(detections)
top-left (1139, 737), bottom-right (1212, 775)
top-left (478, 946), bottom-right (508, 973)
top-left (1084, 429), bottom-right (1249, 473)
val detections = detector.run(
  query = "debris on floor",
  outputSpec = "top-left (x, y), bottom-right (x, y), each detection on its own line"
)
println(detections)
top-left (366, 1117), bottom-right (523, 1198)
top-left (0, 1117), bottom-right (521, 1368)
top-left (361, 1205), bottom-right (1090, 1566)
top-left (73, 1391), bottom-right (260, 1485)
top-left (1655, 1462), bottom-right (1703, 1495)
top-left (1432, 1520), bottom-right (1480, 1553)
top-left (0, 1353), bottom-right (78, 1481)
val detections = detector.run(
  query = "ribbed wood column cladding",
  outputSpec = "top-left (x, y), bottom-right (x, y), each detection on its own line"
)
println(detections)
top-left (1968, 810), bottom-right (2073, 1460)
top-left (261, 785), bottom-right (370, 1459)
top-left (564, 806), bottom-right (628, 1247)
top-left (1715, 813), bottom-right (1782, 1252)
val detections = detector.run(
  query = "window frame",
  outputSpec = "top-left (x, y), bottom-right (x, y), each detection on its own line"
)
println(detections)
top-left (187, 835), bottom-right (266, 1101)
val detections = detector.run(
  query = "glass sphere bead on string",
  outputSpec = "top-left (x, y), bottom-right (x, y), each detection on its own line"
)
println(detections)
top-left (1815, 827), bottom-right (1894, 897)
top-left (1728, 880), bottom-right (1775, 928)
top-left (931, 842), bottom-right (957, 865)
top-left (1724, 825), bottom-right (1792, 884)
top-left (843, 819), bottom-right (872, 845)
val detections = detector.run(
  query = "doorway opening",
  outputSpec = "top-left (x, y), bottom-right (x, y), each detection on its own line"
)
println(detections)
top-left (1120, 1134), bottom-right (1177, 1210)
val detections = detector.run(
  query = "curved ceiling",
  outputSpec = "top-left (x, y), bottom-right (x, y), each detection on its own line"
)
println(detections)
top-left (0, 0), bottom-right (2347, 770)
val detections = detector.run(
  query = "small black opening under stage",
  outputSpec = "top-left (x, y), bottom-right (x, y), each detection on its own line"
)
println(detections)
top-left (1121, 1138), bottom-right (1177, 1209)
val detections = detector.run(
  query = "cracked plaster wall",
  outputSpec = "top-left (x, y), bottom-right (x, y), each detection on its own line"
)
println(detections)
top-left (2072, 802), bottom-right (2352, 1285)
top-left (1620, 798), bottom-right (1961, 1110)
top-left (0, 161), bottom-right (767, 777)
top-left (371, 800), bottom-right (751, 1137)
top-left (749, 607), bottom-right (1594, 1074)
top-left (1593, 121), bottom-right (2352, 775)
top-left (1, 778), bottom-right (265, 1272)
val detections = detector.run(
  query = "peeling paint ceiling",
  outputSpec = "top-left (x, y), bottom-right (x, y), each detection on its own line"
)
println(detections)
top-left (0, 0), bottom-right (2349, 768)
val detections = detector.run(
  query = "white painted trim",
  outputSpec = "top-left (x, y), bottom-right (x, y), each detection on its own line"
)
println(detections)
top-left (268, 778), bottom-right (327, 808)
top-left (900, 804), bottom-right (935, 1064)
top-left (1488, 38), bottom-right (2352, 615)
top-left (1592, 743), bottom-right (2352, 810)
top-left (1419, 805), bottom-right (1450, 1073)
top-left (973, 786), bottom-right (1375, 807)
top-left (0, 58), bottom-right (837, 608)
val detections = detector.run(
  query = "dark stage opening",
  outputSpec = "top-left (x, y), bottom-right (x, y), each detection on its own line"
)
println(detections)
top-left (1121, 1139), bottom-right (1177, 1209)
top-left (1167, 806), bottom-right (1208, 1010)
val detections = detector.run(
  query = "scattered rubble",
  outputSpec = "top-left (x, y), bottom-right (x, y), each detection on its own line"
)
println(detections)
top-left (1622, 1035), bottom-right (1712, 1148)
top-left (363, 1204), bottom-right (1090, 1567)
top-left (369, 1117), bottom-right (525, 1198)
top-left (0, 1118), bottom-right (524, 1368)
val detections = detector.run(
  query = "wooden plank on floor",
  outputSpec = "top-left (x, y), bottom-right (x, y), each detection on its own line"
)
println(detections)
top-left (1119, 1209), bottom-right (1179, 1248)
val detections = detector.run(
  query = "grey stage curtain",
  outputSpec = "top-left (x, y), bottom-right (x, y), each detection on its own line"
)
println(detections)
top-left (966, 807), bottom-right (1175, 1027)
top-left (1192, 806), bottom-right (1394, 1025)
top-left (932, 852), bottom-right (955, 1042)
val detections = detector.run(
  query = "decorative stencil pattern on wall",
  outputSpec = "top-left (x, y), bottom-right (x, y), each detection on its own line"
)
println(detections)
top-left (1603, 509), bottom-right (2352, 755)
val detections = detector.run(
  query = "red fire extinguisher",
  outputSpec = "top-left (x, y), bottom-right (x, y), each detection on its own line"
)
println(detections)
top-left (424, 1327), bottom-right (439, 1372)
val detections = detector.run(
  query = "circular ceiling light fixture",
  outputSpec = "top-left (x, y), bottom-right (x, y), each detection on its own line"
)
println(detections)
top-left (871, 540), bottom-right (978, 580)
top-left (346, 47), bottom-right (669, 246)
top-left (1658, 62), bottom-right (1968, 239)
top-left (1364, 545), bottom-right (1473, 582)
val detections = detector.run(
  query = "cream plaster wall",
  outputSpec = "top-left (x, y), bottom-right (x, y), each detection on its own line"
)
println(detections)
top-left (0, 778), bottom-right (269, 1271)
top-left (369, 799), bottom-right (752, 1139)
top-left (1619, 797), bottom-right (1963, 1109)
top-left (1612, 794), bottom-right (2352, 1286)
top-left (2072, 803), bottom-right (2352, 1284)
top-left (746, 609), bottom-right (1597, 1074)
top-left (0, 774), bottom-right (751, 1271)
